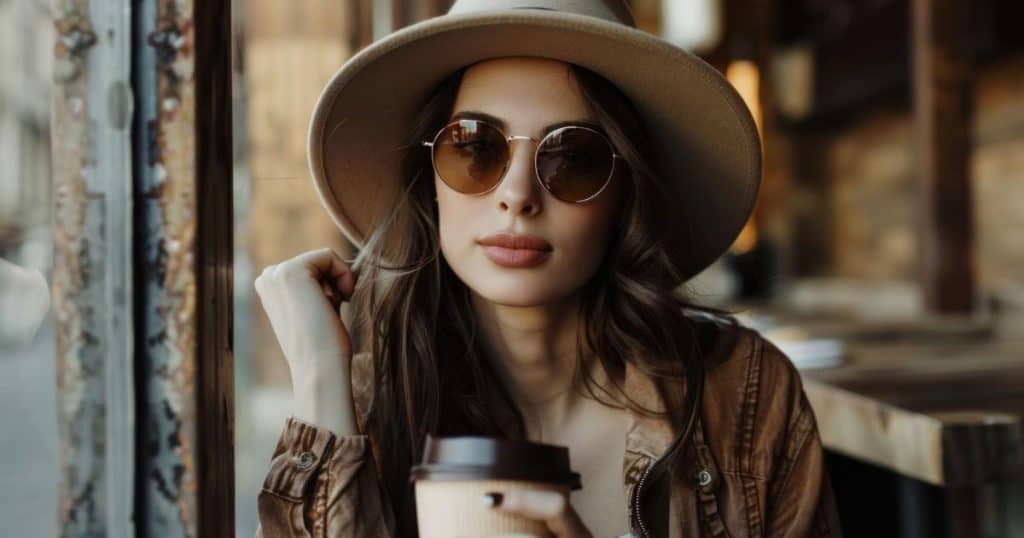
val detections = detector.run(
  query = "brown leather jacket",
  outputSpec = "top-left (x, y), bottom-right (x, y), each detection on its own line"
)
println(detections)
top-left (255, 318), bottom-right (842, 537)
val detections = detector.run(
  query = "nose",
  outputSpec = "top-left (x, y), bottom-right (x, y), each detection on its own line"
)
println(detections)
top-left (495, 138), bottom-right (542, 216)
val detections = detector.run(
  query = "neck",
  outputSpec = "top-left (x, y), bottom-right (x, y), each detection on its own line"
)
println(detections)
top-left (470, 289), bottom-right (603, 442)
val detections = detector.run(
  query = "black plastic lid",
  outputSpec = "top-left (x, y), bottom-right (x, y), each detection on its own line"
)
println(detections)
top-left (409, 435), bottom-right (582, 490)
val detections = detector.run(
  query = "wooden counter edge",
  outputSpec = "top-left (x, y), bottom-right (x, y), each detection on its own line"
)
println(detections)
top-left (802, 378), bottom-right (1024, 487)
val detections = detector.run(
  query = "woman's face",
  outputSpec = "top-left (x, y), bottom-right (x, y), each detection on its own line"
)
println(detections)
top-left (436, 57), bottom-right (625, 306)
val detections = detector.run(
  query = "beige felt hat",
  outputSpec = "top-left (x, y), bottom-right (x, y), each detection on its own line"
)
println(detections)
top-left (308, 0), bottom-right (762, 281)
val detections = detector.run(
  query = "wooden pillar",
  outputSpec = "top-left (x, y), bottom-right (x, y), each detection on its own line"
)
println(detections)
top-left (193, 0), bottom-right (235, 534)
top-left (912, 0), bottom-right (976, 313)
top-left (790, 128), bottom-right (834, 275)
top-left (392, 0), bottom-right (451, 29)
top-left (351, 0), bottom-right (375, 51)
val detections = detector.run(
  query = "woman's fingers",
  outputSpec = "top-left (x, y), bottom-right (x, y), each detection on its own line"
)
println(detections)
top-left (291, 247), bottom-right (356, 296)
top-left (485, 490), bottom-right (592, 538)
top-left (253, 247), bottom-right (357, 370)
top-left (320, 280), bottom-right (342, 311)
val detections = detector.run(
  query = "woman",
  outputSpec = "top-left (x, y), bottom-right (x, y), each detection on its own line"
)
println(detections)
top-left (255, 1), bottom-right (841, 537)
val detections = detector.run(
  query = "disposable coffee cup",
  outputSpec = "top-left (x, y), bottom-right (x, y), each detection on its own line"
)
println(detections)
top-left (410, 435), bottom-right (582, 538)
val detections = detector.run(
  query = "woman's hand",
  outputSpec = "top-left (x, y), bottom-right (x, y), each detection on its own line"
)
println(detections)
top-left (483, 490), bottom-right (593, 538)
top-left (254, 247), bottom-right (358, 435)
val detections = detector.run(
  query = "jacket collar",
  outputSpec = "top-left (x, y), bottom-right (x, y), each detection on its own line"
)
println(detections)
top-left (622, 359), bottom-right (680, 461)
top-left (622, 314), bottom-right (744, 463)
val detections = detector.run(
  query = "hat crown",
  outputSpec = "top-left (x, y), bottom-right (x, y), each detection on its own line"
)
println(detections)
top-left (447, 0), bottom-right (636, 28)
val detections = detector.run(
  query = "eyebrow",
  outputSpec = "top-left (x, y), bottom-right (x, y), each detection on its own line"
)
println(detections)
top-left (449, 110), bottom-right (603, 138)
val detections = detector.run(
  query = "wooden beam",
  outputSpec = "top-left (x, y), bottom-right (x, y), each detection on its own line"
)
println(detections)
top-left (789, 127), bottom-right (834, 274)
top-left (194, 0), bottom-right (235, 534)
top-left (392, 0), bottom-right (410, 29)
top-left (392, 0), bottom-right (450, 29)
top-left (912, 0), bottom-right (976, 313)
top-left (350, 0), bottom-right (375, 51)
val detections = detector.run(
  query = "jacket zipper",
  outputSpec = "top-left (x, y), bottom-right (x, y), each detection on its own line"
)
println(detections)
top-left (629, 358), bottom-right (707, 537)
top-left (630, 459), bottom-right (653, 538)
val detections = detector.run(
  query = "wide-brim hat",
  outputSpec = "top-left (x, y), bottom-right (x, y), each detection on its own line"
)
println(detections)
top-left (308, 0), bottom-right (762, 282)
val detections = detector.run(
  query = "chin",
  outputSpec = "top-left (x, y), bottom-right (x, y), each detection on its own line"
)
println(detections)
top-left (466, 266), bottom-right (583, 307)
top-left (473, 287), bottom-right (567, 308)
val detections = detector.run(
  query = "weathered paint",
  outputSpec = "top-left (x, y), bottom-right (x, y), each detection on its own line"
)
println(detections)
top-left (53, 0), bottom-right (231, 535)
top-left (51, 1), bottom-right (106, 535)
top-left (135, 0), bottom-right (201, 534)
top-left (53, 0), bottom-right (139, 533)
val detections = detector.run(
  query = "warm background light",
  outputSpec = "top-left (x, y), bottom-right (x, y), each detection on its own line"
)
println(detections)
top-left (725, 59), bottom-right (762, 255)
top-left (660, 0), bottom-right (722, 53)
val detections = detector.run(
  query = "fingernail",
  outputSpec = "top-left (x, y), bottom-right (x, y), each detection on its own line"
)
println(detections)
top-left (482, 492), bottom-right (503, 508)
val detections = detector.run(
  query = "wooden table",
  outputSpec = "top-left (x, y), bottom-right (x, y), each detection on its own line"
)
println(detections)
top-left (770, 317), bottom-right (1024, 536)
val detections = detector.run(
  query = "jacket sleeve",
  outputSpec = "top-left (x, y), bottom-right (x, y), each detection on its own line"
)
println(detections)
top-left (763, 342), bottom-right (843, 537)
top-left (255, 416), bottom-right (398, 537)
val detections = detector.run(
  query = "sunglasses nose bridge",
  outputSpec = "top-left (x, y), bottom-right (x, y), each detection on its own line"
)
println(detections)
top-left (502, 134), bottom-right (542, 175)
top-left (489, 134), bottom-right (541, 203)
top-left (505, 135), bottom-right (540, 154)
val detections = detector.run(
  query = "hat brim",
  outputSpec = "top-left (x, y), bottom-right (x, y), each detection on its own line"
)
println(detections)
top-left (308, 9), bottom-right (761, 282)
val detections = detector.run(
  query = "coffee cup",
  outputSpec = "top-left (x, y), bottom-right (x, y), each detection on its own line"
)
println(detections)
top-left (410, 435), bottom-right (582, 537)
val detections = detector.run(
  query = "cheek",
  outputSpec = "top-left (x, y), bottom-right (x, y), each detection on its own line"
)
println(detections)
top-left (436, 192), bottom-right (478, 262)
top-left (556, 183), bottom-right (625, 280)
top-left (554, 208), bottom-right (618, 274)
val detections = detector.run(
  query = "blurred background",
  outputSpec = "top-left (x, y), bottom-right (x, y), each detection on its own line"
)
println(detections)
top-left (1, 0), bottom-right (1022, 536)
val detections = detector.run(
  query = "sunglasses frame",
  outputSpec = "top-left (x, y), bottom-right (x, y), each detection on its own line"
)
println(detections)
top-left (421, 118), bottom-right (625, 204)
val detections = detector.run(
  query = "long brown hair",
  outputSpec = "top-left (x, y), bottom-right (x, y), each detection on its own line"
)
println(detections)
top-left (344, 61), bottom-right (735, 534)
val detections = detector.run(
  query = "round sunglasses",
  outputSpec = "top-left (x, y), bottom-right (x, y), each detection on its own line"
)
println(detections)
top-left (421, 118), bottom-right (625, 203)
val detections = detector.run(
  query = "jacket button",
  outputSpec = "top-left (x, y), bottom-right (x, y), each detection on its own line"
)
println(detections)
top-left (697, 469), bottom-right (712, 487)
top-left (295, 451), bottom-right (316, 470)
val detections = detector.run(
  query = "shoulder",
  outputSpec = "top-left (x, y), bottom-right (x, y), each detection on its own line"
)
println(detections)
top-left (685, 311), bottom-right (815, 474)
top-left (685, 310), bottom-right (806, 405)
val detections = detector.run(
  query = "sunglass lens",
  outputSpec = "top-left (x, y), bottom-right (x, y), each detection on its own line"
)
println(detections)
top-left (537, 128), bottom-right (616, 202)
top-left (432, 120), bottom-right (508, 194)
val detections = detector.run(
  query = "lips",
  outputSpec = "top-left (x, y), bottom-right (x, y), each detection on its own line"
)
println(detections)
top-left (477, 232), bottom-right (553, 268)
top-left (477, 232), bottom-right (553, 251)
